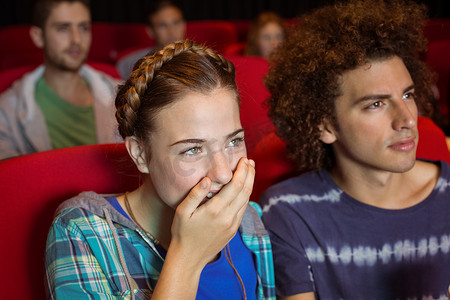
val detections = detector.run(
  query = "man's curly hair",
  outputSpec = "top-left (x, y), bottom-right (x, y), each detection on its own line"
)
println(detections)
top-left (266, 0), bottom-right (435, 173)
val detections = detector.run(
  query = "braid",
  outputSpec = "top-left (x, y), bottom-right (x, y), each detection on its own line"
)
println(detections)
top-left (115, 40), bottom-right (235, 138)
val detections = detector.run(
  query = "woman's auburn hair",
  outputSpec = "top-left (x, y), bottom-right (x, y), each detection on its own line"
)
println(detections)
top-left (114, 40), bottom-right (238, 162)
top-left (265, 0), bottom-right (435, 172)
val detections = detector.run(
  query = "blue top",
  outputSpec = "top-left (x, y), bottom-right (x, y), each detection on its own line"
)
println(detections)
top-left (106, 196), bottom-right (258, 299)
top-left (260, 161), bottom-right (450, 299)
top-left (106, 197), bottom-right (131, 221)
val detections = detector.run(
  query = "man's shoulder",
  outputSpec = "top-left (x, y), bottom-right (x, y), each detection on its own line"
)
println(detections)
top-left (259, 169), bottom-right (338, 210)
top-left (0, 66), bottom-right (43, 111)
top-left (264, 169), bottom-right (327, 194)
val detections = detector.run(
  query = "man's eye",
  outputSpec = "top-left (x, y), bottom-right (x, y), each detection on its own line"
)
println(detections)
top-left (366, 101), bottom-right (384, 109)
top-left (57, 26), bottom-right (69, 32)
top-left (403, 92), bottom-right (415, 101)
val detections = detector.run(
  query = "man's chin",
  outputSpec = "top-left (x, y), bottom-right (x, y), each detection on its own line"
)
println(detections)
top-left (45, 55), bottom-right (87, 72)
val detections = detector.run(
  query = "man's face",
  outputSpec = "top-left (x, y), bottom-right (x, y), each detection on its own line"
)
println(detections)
top-left (148, 6), bottom-right (185, 48)
top-left (322, 56), bottom-right (418, 175)
top-left (39, 2), bottom-right (91, 71)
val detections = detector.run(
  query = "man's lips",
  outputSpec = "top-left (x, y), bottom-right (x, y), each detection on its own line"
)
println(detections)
top-left (388, 136), bottom-right (416, 151)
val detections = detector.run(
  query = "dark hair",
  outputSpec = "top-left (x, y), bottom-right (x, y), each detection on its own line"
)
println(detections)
top-left (115, 40), bottom-right (238, 159)
top-left (32, 0), bottom-right (90, 28)
top-left (147, 0), bottom-right (183, 26)
top-left (245, 11), bottom-right (287, 57)
top-left (266, 0), bottom-right (435, 172)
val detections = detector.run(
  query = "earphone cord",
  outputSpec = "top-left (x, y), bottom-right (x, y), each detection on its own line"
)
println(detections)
top-left (225, 243), bottom-right (247, 300)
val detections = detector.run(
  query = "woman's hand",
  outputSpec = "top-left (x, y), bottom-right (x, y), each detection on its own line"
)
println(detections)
top-left (151, 157), bottom-right (255, 299)
top-left (170, 157), bottom-right (255, 267)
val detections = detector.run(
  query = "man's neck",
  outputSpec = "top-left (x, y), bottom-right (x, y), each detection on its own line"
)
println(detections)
top-left (329, 160), bottom-right (439, 209)
top-left (43, 64), bottom-right (93, 106)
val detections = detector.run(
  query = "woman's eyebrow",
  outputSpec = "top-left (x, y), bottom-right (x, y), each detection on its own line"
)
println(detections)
top-left (226, 129), bottom-right (245, 140)
top-left (169, 138), bottom-right (205, 147)
top-left (169, 129), bottom-right (245, 147)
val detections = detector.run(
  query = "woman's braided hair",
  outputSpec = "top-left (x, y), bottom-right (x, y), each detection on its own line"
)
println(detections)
top-left (115, 40), bottom-right (238, 145)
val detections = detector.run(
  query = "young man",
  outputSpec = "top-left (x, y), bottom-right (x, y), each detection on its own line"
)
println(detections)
top-left (116, 0), bottom-right (186, 79)
top-left (0, 0), bottom-right (119, 160)
top-left (260, 0), bottom-right (450, 299)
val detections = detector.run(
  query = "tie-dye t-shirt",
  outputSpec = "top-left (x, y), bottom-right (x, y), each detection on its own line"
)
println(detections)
top-left (261, 161), bottom-right (450, 300)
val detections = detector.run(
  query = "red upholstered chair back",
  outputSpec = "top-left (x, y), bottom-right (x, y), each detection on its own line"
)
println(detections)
top-left (227, 55), bottom-right (274, 154)
top-left (250, 116), bottom-right (450, 202)
top-left (426, 40), bottom-right (450, 117)
top-left (186, 20), bottom-right (238, 54)
top-left (0, 65), bottom-right (36, 93)
top-left (423, 19), bottom-right (450, 44)
top-left (90, 23), bottom-right (154, 64)
top-left (0, 25), bottom-right (42, 71)
top-left (0, 143), bottom-right (141, 300)
top-left (224, 42), bottom-right (246, 56)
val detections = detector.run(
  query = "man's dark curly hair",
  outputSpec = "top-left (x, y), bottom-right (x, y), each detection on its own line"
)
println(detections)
top-left (266, 0), bottom-right (435, 173)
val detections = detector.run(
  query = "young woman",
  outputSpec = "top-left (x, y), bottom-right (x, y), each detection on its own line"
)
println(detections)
top-left (245, 12), bottom-right (287, 60)
top-left (45, 40), bottom-right (275, 299)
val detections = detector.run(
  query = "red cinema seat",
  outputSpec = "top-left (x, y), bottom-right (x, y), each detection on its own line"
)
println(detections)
top-left (0, 143), bottom-right (141, 300)
top-left (227, 55), bottom-right (274, 154)
top-left (224, 42), bottom-right (246, 56)
top-left (90, 23), bottom-right (154, 64)
top-left (0, 65), bottom-right (36, 93)
top-left (0, 25), bottom-right (42, 71)
top-left (186, 20), bottom-right (238, 54)
top-left (250, 116), bottom-right (450, 202)
top-left (230, 20), bottom-right (251, 42)
top-left (423, 19), bottom-right (450, 44)
top-left (426, 40), bottom-right (450, 117)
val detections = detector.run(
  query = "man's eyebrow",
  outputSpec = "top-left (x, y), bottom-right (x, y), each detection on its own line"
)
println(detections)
top-left (50, 20), bottom-right (91, 26)
top-left (403, 84), bottom-right (415, 94)
top-left (169, 129), bottom-right (245, 147)
top-left (356, 84), bottom-right (415, 103)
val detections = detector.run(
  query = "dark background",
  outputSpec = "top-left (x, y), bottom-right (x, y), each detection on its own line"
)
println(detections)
top-left (1, 0), bottom-right (449, 28)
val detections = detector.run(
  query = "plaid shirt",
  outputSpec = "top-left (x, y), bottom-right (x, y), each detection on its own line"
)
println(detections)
top-left (45, 192), bottom-right (275, 299)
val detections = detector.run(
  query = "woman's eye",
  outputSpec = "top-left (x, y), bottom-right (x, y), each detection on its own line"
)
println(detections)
top-left (183, 147), bottom-right (201, 155)
top-left (228, 137), bottom-right (245, 147)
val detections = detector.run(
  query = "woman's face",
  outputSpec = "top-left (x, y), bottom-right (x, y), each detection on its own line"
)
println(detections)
top-left (146, 88), bottom-right (246, 208)
top-left (257, 22), bottom-right (284, 59)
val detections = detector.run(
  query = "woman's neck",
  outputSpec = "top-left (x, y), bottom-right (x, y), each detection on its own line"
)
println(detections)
top-left (120, 181), bottom-right (175, 249)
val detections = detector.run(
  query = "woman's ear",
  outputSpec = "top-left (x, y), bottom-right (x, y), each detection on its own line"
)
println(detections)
top-left (29, 26), bottom-right (44, 49)
top-left (318, 119), bottom-right (337, 144)
top-left (125, 136), bottom-right (150, 174)
top-left (146, 26), bottom-right (155, 40)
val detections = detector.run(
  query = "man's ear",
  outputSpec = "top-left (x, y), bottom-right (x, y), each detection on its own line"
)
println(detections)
top-left (125, 136), bottom-right (150, 174)
top-left (318, 119), bottom-right (337, 144)
top-left (30, 26), bottom-right (44, 49)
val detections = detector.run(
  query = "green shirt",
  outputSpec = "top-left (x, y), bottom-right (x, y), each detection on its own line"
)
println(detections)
top-left (35, 77), bottom-right (97, 149)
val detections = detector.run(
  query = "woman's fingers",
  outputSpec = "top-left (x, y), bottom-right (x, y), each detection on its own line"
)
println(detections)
top-left (212, 157), bottom-right (255, 210)
top-left (177, 177), bottom-right (211, 217)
